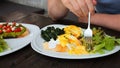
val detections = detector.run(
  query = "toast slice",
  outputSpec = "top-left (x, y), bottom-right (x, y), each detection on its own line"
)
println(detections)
top-left (0, 22), bottom-right (29, 38)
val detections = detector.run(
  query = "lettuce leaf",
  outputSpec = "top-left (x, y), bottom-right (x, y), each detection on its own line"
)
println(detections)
top-left (115, 39), bottom-right (120, 45)
top-left (91, 28), bottom-right (119, 54)
top-left (104, 36), bottom-right (115, 50)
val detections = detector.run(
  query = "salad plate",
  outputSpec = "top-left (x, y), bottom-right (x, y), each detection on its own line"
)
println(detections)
top-left (31, 24), bottom-right (120, 59)
top-left (0, 23), bottom-right (40, 56)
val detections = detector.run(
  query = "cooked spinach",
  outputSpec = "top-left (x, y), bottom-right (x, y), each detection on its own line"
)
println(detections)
top-left (41, 26), bottom-right (64, 41)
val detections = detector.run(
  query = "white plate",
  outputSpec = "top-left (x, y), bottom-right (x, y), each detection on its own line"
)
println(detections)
top-left (31, 24), bottom-right (120, 59)
top-left (0, 23), bottom-right (40, 56)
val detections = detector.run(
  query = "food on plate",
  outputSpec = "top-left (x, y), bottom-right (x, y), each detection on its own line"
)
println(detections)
top-left (0, 22), bottom-right (29, 38)
top-left (91, 28), bottom-right (120, 54)
top-left (64, 25), bottom-right (83, 38)
top-left (0, 22), bottom-right (29, 53)
top-left (0, 38), bottom-right (10, 52)
top-left (41, 25), bottom-right (120, 55)
top-left (41, 26), bottom-right (64, 41)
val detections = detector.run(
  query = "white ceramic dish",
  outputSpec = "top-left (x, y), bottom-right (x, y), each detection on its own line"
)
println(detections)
top-left (0, 23), bottom-right (40, 56)
top-left (31, 24), bottom-right (120, 59)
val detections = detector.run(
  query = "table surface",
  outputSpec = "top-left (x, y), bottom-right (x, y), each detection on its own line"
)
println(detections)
top-left (0, 12), bottom-right (120, 68)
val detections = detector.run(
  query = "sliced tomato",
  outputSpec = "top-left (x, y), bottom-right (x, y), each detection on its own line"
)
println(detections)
top-left (6, 28), bottom-right (12, 33)
top-left (0, 24), bottom-right (3, 28)
top-left (0, 30), bottom-right (2, 33)
top-left (14, 27), bottom-right (21, 32)
top-left (2, 26), bottom-right (7, 30)
top-left (6, 25), bottom-right (10, 28)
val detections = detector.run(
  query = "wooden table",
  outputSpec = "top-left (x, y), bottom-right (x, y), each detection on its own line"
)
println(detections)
top-left (0, 12), bottom-right (120, 68)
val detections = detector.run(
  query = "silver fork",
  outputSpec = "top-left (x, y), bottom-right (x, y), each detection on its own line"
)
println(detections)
top-left (84, 12), bottom-right (93, 51)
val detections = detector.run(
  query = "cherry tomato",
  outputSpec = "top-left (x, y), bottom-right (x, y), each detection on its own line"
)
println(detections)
top-left (6, 25), bottom-right (10, 28)
top-left (0, 24), bottom-right (3, 28)
top-left (6, 28), bottom-right (12, 33)
top-left (2, 26), bottom-right (7, 30)
top-left (14, 27), bottom-right (21, 32)
top-left (0, 30), bottom-right (2, 33)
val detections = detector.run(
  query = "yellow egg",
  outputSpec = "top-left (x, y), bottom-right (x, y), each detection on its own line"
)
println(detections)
top-left (64, 25), bottom-right (83, 38)
top-left (68, 46), bottom-right (88, 55)
top-left (58, 33), bottom-right (82, 48)
top-left (58, 34), bottom-right (69, 47)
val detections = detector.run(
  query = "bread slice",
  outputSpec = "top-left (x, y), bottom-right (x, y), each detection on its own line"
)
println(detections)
top-left (17, 29), bottom-right (29, 38)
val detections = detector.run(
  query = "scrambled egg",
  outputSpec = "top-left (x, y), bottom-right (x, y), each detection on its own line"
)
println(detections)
top-left (57, 25), bottom-right (88, 54)
top-left (58, 34), bottom-right (81, 47)
top-left (64, 25), bottom-right (83, 38)
top-left (58, 34), bottom-right (88, 54)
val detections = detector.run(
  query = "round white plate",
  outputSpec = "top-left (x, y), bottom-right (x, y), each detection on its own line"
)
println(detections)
top-left (31, 24), bottom-right (120, 59)
top-left (0, 23), bottom-right (40, 56)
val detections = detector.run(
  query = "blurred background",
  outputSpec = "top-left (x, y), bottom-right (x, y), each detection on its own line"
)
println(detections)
top-left (8, 0), bottom-right (48, 11)
top-left (0, 0), bottom-right (77, 21)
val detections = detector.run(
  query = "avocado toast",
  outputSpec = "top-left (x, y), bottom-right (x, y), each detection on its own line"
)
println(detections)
top-left (0, 22), bottom-right (29, 38)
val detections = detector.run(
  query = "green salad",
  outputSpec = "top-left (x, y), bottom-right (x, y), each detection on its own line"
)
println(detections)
top-left (0, 37), bottom-right (10, 52)
top-left (87, 28), bottom-right (120, 54)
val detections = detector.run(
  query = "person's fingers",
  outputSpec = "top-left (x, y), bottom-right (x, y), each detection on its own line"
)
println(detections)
top-left (62, 0), bottom-right (94, 18)
top-left (76, 0), bottom-right (89, 17)
top-left (61, 0), bottom-right (80, 17)
top-left (61, 0), bottom-right (72, 9)
top-left (69, 0), bottom-right (83, 17)
top-left (85, 0), bottom-right (95, 14)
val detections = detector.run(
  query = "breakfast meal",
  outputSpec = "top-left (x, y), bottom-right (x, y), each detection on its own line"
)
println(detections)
top-left (41, 25), bottom-right (120, 55)
top-left (0, 22), bottom-right (29, 53)
top-left (0, 22), bottom-right (29, 38)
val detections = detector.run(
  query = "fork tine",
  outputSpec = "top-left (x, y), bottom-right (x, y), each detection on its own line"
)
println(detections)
top-left (85, 37), bottom-right (93, 52)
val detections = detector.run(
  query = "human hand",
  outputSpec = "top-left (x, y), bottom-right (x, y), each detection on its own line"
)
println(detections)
top-left (78, 13), bottom-right (97, 24)
top-left (61, 0), bottom-right (97, 18)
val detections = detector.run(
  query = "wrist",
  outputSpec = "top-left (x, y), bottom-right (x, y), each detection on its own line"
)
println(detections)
top-left (90, 13), bottom-right (100, 25)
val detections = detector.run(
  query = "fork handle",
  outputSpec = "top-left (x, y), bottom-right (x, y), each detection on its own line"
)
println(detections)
top-left (88, 12), bottom-right (91, 29)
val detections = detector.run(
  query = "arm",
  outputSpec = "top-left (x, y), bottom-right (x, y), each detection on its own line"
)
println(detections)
top-left (79, 13), bottom-right (120, 31)
top-left (91, 13), bottom-right (120, 31)
top-left (48, 0), bottom-right (69, 20)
